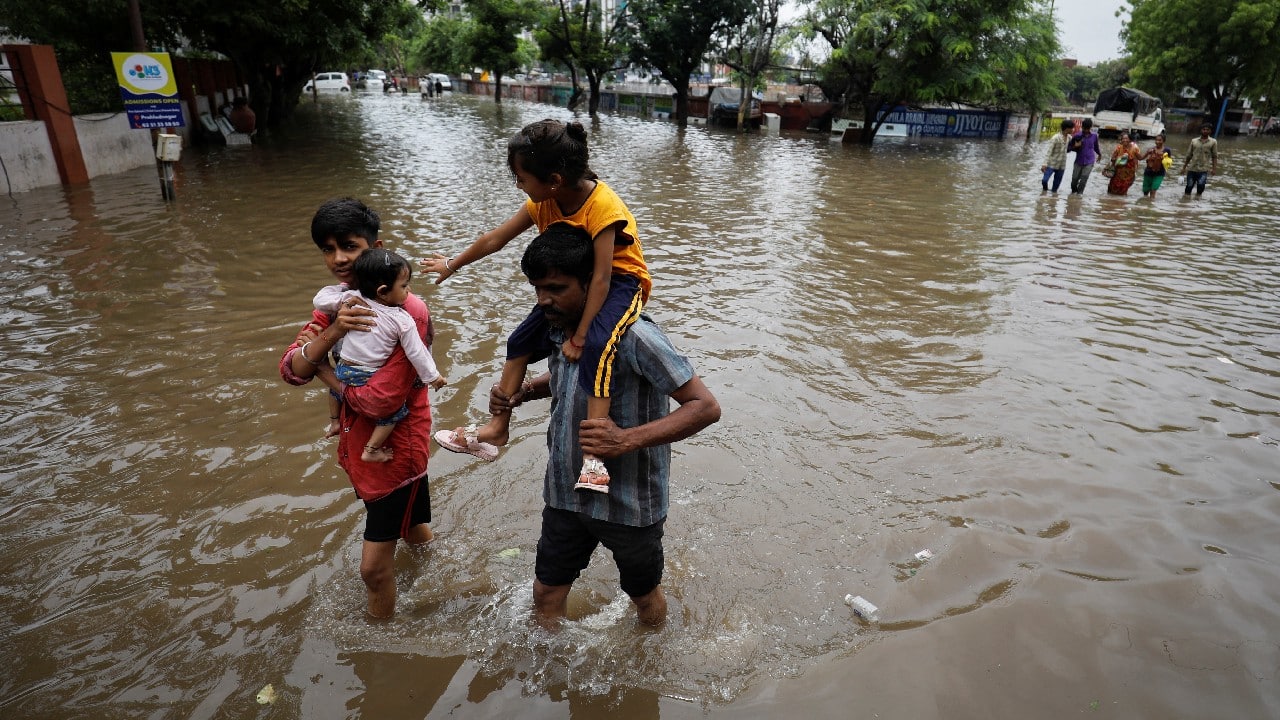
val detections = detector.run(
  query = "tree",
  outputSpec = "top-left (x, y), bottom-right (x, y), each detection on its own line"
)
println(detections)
top-left (624, 0), bottom-right (754, 126)
top-left (716, 0), bottom-right (784, 130)
top-left (413, 14), bottom-right (474, 75)
top-left (1124, 0), bottom-right (1280, 125)
top-left (801, 0), bottom-right (1060, 144)
top-left (0, 0), bottom-right (172, 113)
top-left (0, 0), bottom-right (414, 125)
top-left (464, 0), bottom-right (539, 103)
top-left (534, 0), bottom-right (629, 114)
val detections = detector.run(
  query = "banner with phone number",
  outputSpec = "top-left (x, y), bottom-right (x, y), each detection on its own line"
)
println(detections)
top-left (111, 51), bottom-right (185, 129)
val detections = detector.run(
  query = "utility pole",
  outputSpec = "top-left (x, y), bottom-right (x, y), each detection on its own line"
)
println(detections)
top-left (128, 0), bottom-right (146, 52)
top-left (127, 0), bottom-right (179, 201)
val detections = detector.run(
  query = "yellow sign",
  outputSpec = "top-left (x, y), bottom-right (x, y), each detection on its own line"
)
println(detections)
top-left (111, 52), bottom-right (179, 96)
top-left (111, 51), bottom-right (184, 128)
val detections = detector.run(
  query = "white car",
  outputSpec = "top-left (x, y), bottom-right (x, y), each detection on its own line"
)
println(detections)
top-left (303, 72), bottom-right (351, 94)
top-left (427, 73), bottom-right (452, 92)
top-left (363, 69), bottom-right (387, 92)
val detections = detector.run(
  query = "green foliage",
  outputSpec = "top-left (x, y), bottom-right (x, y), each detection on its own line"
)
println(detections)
top-left (801, 0), bottom-right (1061, 143)
top-left (1124, 0), bottom-right (1280, 119)
top-left (533, 0), bottom-right (629, 112)
top-left (464, 0), bottom-right (541, 94)
top-left (1062, 59), bottom-right (1131, 107)
top-left (0, 0), bottom-right (156, 113)
top-left (412, 15), bottom-right (474, 74)
top-left (714, 0), bottom-right (784, 128)
top-left (0, 0), bottom-right (417, 121)
top-left (625, 0), bottom-right (755, 123)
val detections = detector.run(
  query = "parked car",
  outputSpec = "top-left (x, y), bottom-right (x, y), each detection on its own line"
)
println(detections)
top-left (362, 69), bottom-right (387, 92)
top-left (708, 86), bottom-right (762, 127)
top-left (303, 72), bottom-right (351, 94)
top-left (427, 73), bottom-right (452, 92)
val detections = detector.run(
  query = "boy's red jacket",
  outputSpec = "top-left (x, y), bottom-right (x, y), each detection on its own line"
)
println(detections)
top-left (280, 293), bottom-right (434, 502)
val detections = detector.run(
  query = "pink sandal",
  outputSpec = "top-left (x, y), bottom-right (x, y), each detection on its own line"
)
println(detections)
top-left (574, 457), bottom-right (610, 493)
top-left (433, 424), bottom-right (498, 462)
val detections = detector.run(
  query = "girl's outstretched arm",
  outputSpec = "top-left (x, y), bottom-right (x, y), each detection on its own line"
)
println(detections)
top-left (563, 225), bottom-right (617, 362)
top-left (421, 205), bottom-right (535, 284)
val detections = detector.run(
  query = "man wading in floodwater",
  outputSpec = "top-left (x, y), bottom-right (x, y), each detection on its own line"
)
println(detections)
top-left (488, 224), bottom-right (720, 627)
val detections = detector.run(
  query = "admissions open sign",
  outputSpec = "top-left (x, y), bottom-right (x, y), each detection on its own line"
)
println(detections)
top-left (111, 52), bottom-right (185, 129)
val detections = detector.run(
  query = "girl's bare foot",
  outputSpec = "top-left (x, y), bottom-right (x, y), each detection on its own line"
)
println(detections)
top-left (362, 445), bottom-right (394, 463)
top-left (474, 420), bottom-right (509, 448)
top-left (324, 417), bottom-right (341, 438)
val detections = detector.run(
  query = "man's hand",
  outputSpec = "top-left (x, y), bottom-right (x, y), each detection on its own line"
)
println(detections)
top-left (489, 383), bottom-right (521, 416)
top-left (335, 298), bottom-right (376, 334)
top-left (579, 417), bottom-right (636, 459)
top-left (429, 375), bottom-right (448, 390)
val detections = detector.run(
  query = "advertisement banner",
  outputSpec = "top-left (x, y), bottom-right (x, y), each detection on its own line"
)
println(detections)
top-left (111, 52), bottom-right (185, 129)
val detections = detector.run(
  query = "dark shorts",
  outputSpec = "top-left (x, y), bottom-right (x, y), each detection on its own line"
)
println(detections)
top-left (535, 505), bottom-right (665, 598)
top-left (362, 475), bottom-right (431, 542)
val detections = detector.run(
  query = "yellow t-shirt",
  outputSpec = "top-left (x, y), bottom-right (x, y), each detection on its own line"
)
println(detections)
top-left (525, 180), bottom-right (651, 301)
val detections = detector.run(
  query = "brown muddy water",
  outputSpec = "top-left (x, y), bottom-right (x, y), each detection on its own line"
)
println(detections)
top-left (1, 91), bottom-right (1278, 719)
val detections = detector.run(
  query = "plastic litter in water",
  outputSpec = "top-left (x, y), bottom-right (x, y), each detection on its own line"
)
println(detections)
top-left (256, 683), bottom-right (276, 705)
top-left (843, 594), bottom-right (879, 621)
top-left (497, 548), bottom-right (521, 559)
top-left (914, 548), bottom-right (935, 561)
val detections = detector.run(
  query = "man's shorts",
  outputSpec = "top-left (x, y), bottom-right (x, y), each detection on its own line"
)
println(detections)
top-left (535, 505), bottom-right (665, 598)
top-left (363, 475), bottom-right (431, 542)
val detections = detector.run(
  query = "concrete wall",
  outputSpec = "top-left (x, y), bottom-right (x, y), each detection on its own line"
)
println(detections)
top-left (0, 113), bottom-right (156, 194)
top-left (0, 120), bottom-right (61, 194)
top-left (74, 113), bottom-right (155, 179)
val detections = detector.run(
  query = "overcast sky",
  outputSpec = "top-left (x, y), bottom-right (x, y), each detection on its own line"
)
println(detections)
top-left (1056, 0), bottom-right (1128, 65)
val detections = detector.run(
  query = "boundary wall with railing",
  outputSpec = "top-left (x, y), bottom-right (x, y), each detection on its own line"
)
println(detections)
top-left (0, 44), bottom-right (244, 195)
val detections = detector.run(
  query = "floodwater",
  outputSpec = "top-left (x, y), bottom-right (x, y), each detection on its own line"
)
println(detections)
top-left (2, 91), bottom-right (1278, 719)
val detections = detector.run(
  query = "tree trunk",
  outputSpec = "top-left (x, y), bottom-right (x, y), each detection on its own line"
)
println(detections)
top-left (567, 65), bottom-right (582, 110)
top-left (736, 83), bottom-right (747, 131)
top-left (494, 72), bottom-right (504, 104)
top-left (587, 75), bottom-right (602, 116)
top-left (857, 102), bottom-right (879, 145)
top-left (671, 79), bottom-right (690, 127)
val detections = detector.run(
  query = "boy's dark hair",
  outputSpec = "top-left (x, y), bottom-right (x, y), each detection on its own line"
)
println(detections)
top-left (352, 247), bottom-right (411, 300)
top-left (1060, 118), bottom-right (1074, 131)
top-left (1081, 117), bottom-right (1093, 129)
top-left (311, 197), bottom-right (380, 248)
top-left (507, 119), bottom-right (598, 185)
top-left (521, 223), bottom-right (594, 286)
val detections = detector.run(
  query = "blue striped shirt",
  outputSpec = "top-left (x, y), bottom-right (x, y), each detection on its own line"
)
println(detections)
top-left (544, 315), bottom-right (695, 526)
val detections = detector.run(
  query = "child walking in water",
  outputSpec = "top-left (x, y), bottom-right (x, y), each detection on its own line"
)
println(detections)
top-left (314, 248), bottom-right (447, 462)
top-left (421, 118), bottom-right (650, 493)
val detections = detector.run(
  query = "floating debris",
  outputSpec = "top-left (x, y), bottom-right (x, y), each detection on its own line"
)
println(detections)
top-left (256, 683), bottom-right (276, 705)
top-left (843, 594), bottom-right (880, 622)
top-left (497, 548), bottom-right (521, 559)
top-left (914, 548), bottom-right (935, 562)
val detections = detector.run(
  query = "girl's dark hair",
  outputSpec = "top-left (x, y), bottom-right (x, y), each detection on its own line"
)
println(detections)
top-left (352, 248), bottom-right (411, 300)
top-left (506, 119), bottom-right (597, 185)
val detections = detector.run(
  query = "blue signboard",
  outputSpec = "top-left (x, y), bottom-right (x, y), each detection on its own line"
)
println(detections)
top-left (878, 107), bottom-right (1007, 139)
